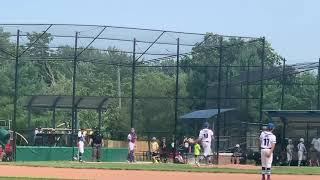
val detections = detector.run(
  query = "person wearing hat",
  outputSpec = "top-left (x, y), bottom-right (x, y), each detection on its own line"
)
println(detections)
top-left (231, 144), bottom-right (242, 165)
top-left (195, 122), bottom-right (214, 165)
top-left (259, 123), bottom-right (276, 180)
top-left (297, 138), bottom-right (307, 167)
top-left (286, 139), bottom-right (294, 166)
top-left (150, 137), bottom-right (160, 163)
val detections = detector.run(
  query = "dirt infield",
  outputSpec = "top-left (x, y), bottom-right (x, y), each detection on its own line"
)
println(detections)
top-left (0, 165), bottom-right (319, 180)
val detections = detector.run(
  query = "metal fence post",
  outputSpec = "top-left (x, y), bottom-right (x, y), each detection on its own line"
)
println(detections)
top-left (259, 37), bottom-right (266, 128)
top-left (317, 58), bottom-right (320, 109)
top-left (71, 32), bottom-right (78, 159)
top-left (13, 29), bottom-right (20, 161)
top-left (131, 38), bottom-right (136, 129)
top-left (173, 38), bottom-right (180, 162)
top-left (281, 58), bottom-right (286, 109)
top-left (216, 36), bottom-right (223, 165)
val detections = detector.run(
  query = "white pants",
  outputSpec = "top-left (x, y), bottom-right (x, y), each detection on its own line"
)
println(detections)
top-left (298, 151), bottom-right (306, 161)
top-left (287, 152), bottom-right (293, 161)
top-left (129, 142), bottom-right (135, 151)
top-left (78, 141), bottom-right (84, 154)
top-left (261, 149), bottom-right (273, 168)
top-left (201, 141), bottom-right (212, 157)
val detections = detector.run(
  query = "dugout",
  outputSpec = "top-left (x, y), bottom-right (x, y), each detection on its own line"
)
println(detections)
top-left (265, 110), bottom-right (320, 149)
top-left (24, 95), bottom-right (109, 146)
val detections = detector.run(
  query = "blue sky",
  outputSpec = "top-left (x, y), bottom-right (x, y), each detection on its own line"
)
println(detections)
top-left (1, 0), bottom-right (319, 64)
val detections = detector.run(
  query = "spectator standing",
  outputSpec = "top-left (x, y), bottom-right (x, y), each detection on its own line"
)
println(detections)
top-left (3, 140), bottom-right (13, 161)
top-left (159, 137), bottom-right (168, 163)
top-left (127, 128), bottom-right (137, 163)
top-left (0, 146), bottom-right (3, 162)
top-left (183, 136), bottom-right (190, 153)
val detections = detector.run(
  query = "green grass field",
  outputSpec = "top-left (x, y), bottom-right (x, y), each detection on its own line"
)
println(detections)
top-left (1, 161), bottom-right (320, 175)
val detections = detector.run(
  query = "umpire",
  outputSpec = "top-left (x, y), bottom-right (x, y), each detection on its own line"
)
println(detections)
top-left (90, 128), bottom-right (104, 162)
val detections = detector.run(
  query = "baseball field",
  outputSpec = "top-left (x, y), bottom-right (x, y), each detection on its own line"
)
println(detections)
top-left (0, 162), bottom-right (320, 180)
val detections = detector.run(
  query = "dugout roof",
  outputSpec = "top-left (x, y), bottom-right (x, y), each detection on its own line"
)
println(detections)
top-left (179, 108), bottom-right (235, 119)
top-left (24, 95), bottom-right (109, 110)
top-left (264, 110), bottom-right (320, 123)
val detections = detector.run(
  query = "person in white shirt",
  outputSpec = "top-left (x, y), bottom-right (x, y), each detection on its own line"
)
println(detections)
top-left (127, 128), bottom-right (137, 163)
top-left (77, 128), bottom-right (86, 162)
top-left (297, 138), bottom-right (307, 167)
top-left (259, 123), bottom-right (276, 180)
top-left (197, 122), bottom-right (214, 164)
top-left (286, 139), bottom-right (294, 166)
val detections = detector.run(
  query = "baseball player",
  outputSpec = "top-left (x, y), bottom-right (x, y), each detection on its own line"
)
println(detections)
top-left (259, 123), bottom-right (276, 180)
top-left (197, 122), bottom-right (214, 164)
top-left (77, 128), bottom-right (85, 162)
top-left (127, 128), bottom-right (137, 163)
top-left (286, 139), bottom-right (294, 166)
top-left (297, 138), bottom-right (307, 167)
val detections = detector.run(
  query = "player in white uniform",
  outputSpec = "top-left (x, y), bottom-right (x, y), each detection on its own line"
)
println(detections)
top-left (198, 122), bottom-right (214, 164)
top-left (297, 138), bottom-right (307, 166)
top-left (260, 123), bottom-right (276, 180)
top-left (286, 139), bottom-right (294, 166)
top-left (77, 129), bottom-right (85, 162)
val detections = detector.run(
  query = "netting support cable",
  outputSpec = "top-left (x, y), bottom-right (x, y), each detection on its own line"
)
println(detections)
top-left (135, 31), bottom-right (166, 62)
top-left (18, 24), bottom-right (53, 57)
top-left (76, 26), bottom-right (107, 58)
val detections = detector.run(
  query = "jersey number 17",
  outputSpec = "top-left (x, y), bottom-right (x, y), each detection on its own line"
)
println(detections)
top-left (263, 138), bottom-right (270, 146)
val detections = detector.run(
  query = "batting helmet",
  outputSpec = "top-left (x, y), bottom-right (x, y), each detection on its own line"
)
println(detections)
top-left (267, 123), bottom-right (275, 130)
top-left (203, 122), bottom-right (209, 128)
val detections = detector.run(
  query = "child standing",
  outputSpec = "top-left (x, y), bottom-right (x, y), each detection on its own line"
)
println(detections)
top-left (194, 142), bottom-right (201, 167)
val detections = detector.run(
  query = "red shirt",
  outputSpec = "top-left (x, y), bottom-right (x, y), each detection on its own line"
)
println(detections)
top-left (5, 144), bottom-right (12, 153)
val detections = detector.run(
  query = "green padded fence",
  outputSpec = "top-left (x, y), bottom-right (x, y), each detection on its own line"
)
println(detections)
top-left (16, 146), bottom-right (128, 162)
